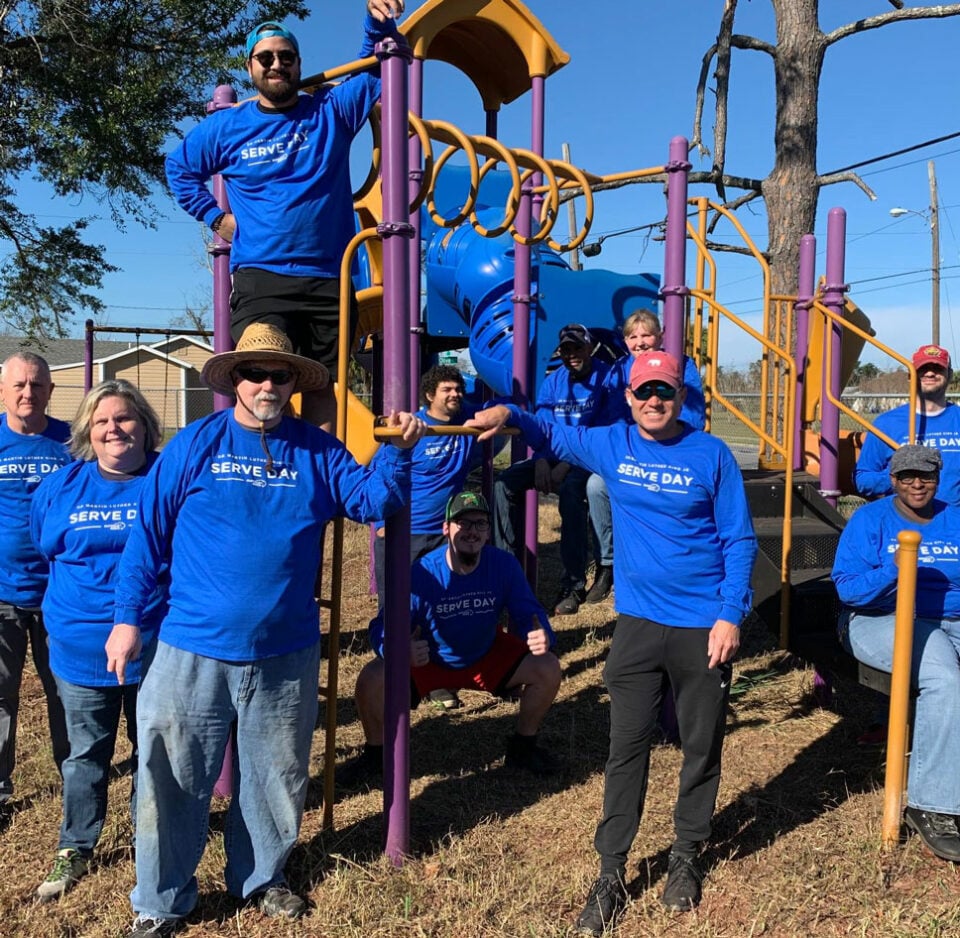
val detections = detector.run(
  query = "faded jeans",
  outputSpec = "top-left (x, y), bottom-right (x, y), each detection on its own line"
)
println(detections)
top-left (131, 640), bottom-right (320, 921)
top-left (841, 610), bottom-right (960, 814)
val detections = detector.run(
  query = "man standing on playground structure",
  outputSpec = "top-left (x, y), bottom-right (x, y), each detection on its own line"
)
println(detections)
top-left (165, 0), bottom-right (405, 433)
top-left (347, 491), bottom-right (562, 784)
top-left (107, 324), bottom-right (425, 936)
top-left (467, 351), bottom-right (756, 930)
top-left (855, 344), bottom-right (960, 504)
top-left (0, 353), bottom-right (71, 828)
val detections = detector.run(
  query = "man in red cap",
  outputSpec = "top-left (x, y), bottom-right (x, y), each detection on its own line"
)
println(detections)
top-left (855, 344), bottom-right (960, 504)
top-left (467, 350), bottom-right (756, 930)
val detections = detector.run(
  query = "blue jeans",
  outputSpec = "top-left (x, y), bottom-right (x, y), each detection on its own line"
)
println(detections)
top-left (493, 459), bottom-right (594, 592)
top-left (54, 676), bottom-right (138, 853)
top-left (131, 640), bottom-right (320, 921)
top-left (586, 474), bottom-right (613, 567)
top-left (0, 605), bottom-right (68, 800)
top-left (841, 610), bottom-right (960, 814)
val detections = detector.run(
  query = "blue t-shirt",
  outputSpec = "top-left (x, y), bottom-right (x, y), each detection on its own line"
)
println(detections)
top-left (854, 402), bottom-right (960, 505)
top-left (0, 415), bottom-right (72, 607)
top-left (368, 544), bottom-right (553, 668)
top-left (165, 14), bottom-right (400, 277)
top-left (833, 496), bottom-right (960, 619)
top-left (506, 407), bottom-right (757, 628)
top-left (31, 456), bottom-right (167, 686)
top-left (531, 360), bottom-right (609, 460)
top-left (371, 405), bottom-right (481, 535)
top-left (601, 354), bottom-right (706, 430)
top-left (115, 411), bottom-right (413, 661)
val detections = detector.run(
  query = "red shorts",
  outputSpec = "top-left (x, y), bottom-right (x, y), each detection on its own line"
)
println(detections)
top-left (411, 630), bottom-right (528, 701)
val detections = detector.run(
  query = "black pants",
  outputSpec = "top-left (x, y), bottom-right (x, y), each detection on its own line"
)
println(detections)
top-left (594, 614), bottom-right (731, 877)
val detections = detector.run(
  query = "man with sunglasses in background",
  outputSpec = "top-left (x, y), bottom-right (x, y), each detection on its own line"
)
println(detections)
top-left (493, 323), bottom-right (611, 617)
top-left (855, 344), bottom-right (960, 505)
top-left (345, 491), bottom-right (562, 787)
top-left (165, 0), bottom-right (405, 434)
top-left (107, 324), bottom-right (425, 936)
top-left (467, 351), bottom-right (757, 931)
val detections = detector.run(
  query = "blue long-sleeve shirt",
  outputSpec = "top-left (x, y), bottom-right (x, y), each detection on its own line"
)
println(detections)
top-left (532, 361), bottom-right (609, 460)
top-left (368, 544), bottom-right (554, 667)
top-left (31, 456), bottom-right (167, 686)
top-left (854, 403), bottom-right (960, 505)
top-left (0, 416), bottom-right (72, 607)
top-left (832, 495), bottom-right (960, 619)
top-left (502, 407), bottom-right (757, 628)
top-left (165, 14), bottom-right (400, 277)
top-left (114, 411), bottom-right (413, 661)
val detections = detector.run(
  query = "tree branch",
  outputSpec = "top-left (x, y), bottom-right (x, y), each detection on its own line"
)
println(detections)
top-left (816, 171), bottom-right (877, 200)
top-left (711, 0), bottom-right (738, 200)
top-left (825, 3), bottom-right (960, 46)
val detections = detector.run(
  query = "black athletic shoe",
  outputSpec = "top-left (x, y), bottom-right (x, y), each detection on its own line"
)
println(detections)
top-left (584, 566), bottom-right (613, 604)
top-left (904, 807), bottom-right (960, 861)
top-left (504, 735), bottom-right (560, 776)
top-left (255, 884), bottom-right (307, 920)
top-left (661, 853), bottom-right (703, 911)
top-left (575, 874), bottom-right (627, 936)
top-left (555, 588), bottom-right (585, 616)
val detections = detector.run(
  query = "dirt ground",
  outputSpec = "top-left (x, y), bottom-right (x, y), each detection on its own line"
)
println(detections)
top-left (1, 502), bottom-right (958, 938)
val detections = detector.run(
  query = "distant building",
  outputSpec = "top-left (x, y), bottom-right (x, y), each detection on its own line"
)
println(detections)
top-left (0, 334), bottom-right (216, 433)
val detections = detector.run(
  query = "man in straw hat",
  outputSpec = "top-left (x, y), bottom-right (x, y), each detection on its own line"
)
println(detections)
top-left (467, 350), bottom-right (756, 930)
top-left (107, 324), bottom-right (425, 936)
top-left (165, 1), bottom-right (405, 435)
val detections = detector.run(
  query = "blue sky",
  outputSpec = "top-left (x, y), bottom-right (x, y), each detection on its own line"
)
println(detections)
top-left (22, 1), bottom-right (960, 369)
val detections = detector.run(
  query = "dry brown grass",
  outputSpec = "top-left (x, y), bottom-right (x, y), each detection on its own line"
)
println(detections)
top-left (3, 501), bottom-right (960, 937)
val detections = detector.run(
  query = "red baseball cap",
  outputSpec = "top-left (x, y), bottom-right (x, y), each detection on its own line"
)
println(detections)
top-left (629, 351), bottom-right (683, 390)
top-left (912, 344), bottom-right (951, 371)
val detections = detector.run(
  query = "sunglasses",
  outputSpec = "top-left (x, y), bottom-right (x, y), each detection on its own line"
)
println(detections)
top-left (251, 50), bottom-right (298, 68)
top-left (452, 517), bottom-right (491, 532)
top-left (894, 471), bottom-right (938, 485)
top-left (630, 382), bottom-right (678, 401)
top-left (234, 366), bottom-right (295, 385)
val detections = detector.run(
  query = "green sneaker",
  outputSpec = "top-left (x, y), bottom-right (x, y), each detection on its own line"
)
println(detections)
top-left (36, 848), bottom-right (89, 902)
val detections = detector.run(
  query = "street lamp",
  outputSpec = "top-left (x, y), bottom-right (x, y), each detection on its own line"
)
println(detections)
top-left (889, 159), bottom-right (940, 345)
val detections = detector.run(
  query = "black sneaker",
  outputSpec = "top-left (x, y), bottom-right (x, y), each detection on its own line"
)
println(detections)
top-left (256, 884), bottom-right (307, 920)
top-left (504, 736), bottom-right (560, 776)
top-left (128, 917), bottom-right (179, 937)
top-left (555, 588), bottom-right (585, 616)
top-left (584, 566), bottom-right (613, 604)
top-left (904, 806), bottom-right (960, 861)
top-left (575, 874), bottom-right (627, 936)
top-left (338, 745), bottom-right (383, 791)
top-left (661, 853), bottom-right (703, 911)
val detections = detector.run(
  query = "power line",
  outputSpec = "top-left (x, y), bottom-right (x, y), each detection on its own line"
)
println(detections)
top-left (825, 130), bottom-right (960, 175)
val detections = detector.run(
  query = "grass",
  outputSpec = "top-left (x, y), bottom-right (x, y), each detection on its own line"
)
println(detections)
top-left (3, 502), bottom-right (960, 937)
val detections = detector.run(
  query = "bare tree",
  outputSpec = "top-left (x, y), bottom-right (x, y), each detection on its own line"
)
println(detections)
top-left (691, 0), bottom-right (960, 294)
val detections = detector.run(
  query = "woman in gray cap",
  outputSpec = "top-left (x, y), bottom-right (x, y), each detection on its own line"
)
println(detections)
top-left (833, 444), bottom-right (960, 862)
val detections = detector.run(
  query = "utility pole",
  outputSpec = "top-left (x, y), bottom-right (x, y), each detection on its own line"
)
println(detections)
top-left (562, 142), bottom-right (581, 271)
top-left (929, 160), bottom-right (940, 346)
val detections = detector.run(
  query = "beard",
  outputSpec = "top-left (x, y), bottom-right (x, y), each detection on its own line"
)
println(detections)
top-left (252, 70), bottom-right (298, 105)
top-left (251, 392), bottom-right (283, 423)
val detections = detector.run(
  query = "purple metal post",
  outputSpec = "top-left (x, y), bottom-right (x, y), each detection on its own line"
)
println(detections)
top-left (377, 37), bottom-right (414, 865)
top-left (485, 109), bottom-right (498, 139)
top-left (407, 58), bottom-right (424, 412)
top-left (820, 209), bottom-right (848, 508)
top-left (793, 235), bottom-right (816, 471)
top-left (661, 137), bottom-right (691, 359)
top-left (481, 107), bottom-right (499, 502)
top-left (207, 85), bottom-right (238, 413)
top-left (84, 320), bottom-right (94, 393)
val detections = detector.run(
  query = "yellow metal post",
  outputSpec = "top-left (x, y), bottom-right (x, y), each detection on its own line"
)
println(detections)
top-left (882, 529), bottom-right (921, 847)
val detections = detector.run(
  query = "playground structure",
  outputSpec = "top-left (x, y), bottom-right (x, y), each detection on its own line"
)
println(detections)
top-left (192, 0), bottom-right (926, 860)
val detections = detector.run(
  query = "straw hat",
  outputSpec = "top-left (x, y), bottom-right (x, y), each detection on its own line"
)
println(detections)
top-left (201, 324), bottom-right (329, 395)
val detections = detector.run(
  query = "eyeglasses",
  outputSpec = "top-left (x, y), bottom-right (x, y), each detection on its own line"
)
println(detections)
top-left (894, 471), bottom-right (938, 485)
top-left (452, 517), bottom-right (490, 532)
top-left (234, 366), bottom-right (295, 385)
top-left (630, 382), bottom-right (678, 401)
top-left (251, 50), bottom-right (298, 68)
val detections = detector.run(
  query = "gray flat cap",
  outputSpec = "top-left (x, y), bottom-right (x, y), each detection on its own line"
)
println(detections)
top-left (890, 444), bottom-right (943, 475)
